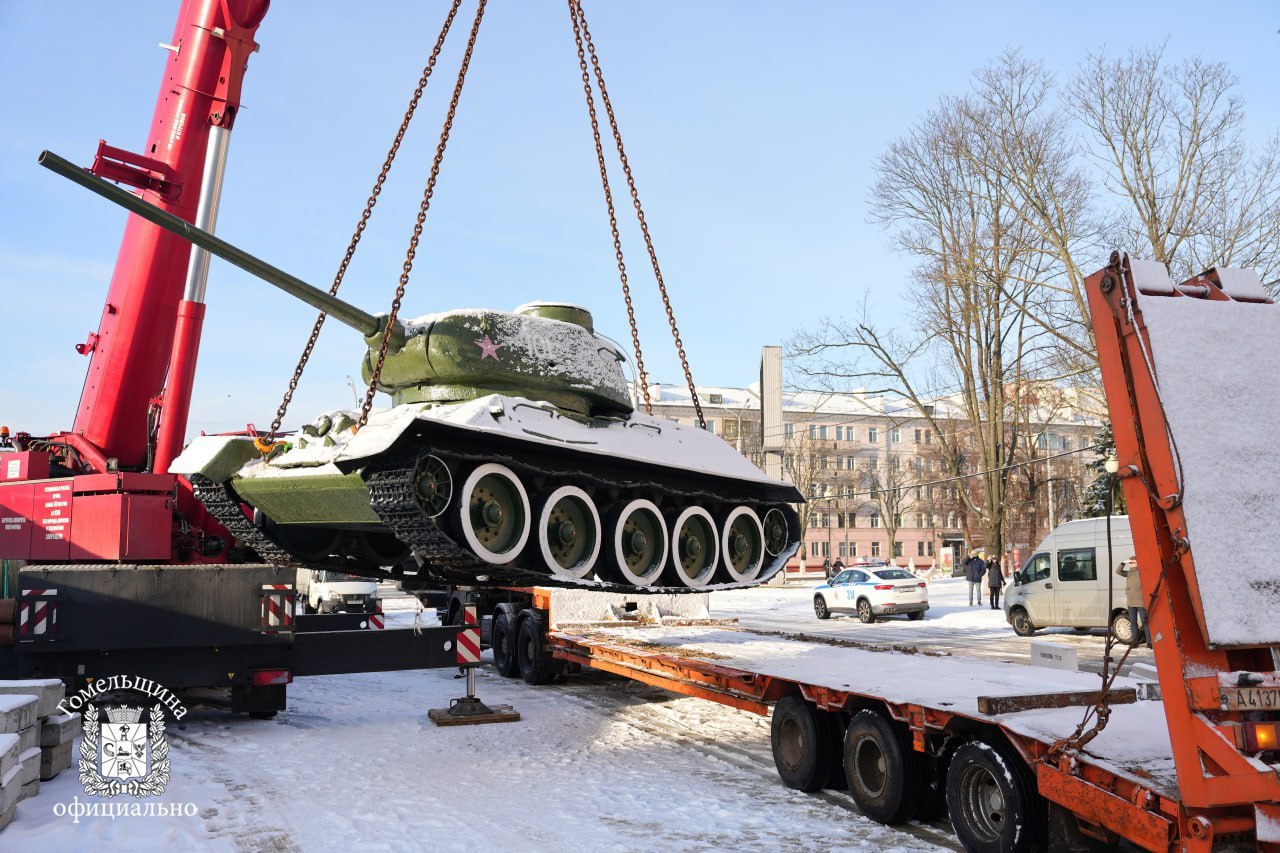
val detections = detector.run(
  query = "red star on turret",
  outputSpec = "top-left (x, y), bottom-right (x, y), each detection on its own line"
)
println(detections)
top-left (476, 334), bottom-right (503, 361)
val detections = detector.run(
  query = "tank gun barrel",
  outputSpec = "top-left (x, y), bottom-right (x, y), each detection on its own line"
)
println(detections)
top-left (38, 150), bottom-right (390, 340)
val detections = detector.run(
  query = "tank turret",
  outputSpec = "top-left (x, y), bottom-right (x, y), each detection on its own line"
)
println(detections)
top-left (43, 149), bottom-right (803, 595)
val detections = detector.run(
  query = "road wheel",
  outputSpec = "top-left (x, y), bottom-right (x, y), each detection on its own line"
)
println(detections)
top-left (907, 610), bottom-right (925, 621)
top-left (814, 596), bottom-right (830, 620)
top-left (946, 739), bottom-right (1045, 853)
top-left (491, 607), bottom-right (520, 678)
top-left (516, 609), bottom-right (563, 686)
top-left (1010, 608), bottom-right (1036, 637)
top-left (770, 695), bottom-right (834, 792)
top-left (843, 709), bottom-right (918, 824)
top-left (857, 599), bottom-right (876, 624)
top-left (1110, 611), bottom-right (1138, 645)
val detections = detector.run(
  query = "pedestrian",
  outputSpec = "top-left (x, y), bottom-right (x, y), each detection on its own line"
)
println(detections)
top-left (1118, 556), bottom-right (1150, 646)
top-left (986, 557), bottom-right (1004, 610)
top-left (822, 558), bottom-right (832, 579)
top-left (831, 557), bottom-right (844, 574)
top-left (964, 551), bottom-right (986, 606)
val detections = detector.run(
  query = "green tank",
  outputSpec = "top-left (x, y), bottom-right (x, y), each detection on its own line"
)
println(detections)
top-left (44, 150), bottom-right (803, 593)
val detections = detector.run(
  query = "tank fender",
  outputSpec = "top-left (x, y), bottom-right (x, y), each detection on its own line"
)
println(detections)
top-left (169, 434), bottom-right (260, 482)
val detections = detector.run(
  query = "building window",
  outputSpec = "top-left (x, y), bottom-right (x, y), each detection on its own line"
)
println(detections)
top-left (917, 541), bottom-right (926, 557)
top-left (839, 542), bottom-right (847, 557)
top-left (784, 423), bottom-right (794, 438)
top-left (925, 430), bottom-right (932, 444)
top-left (914, 429), bottom-right (922, 444)
top-left (890, 456), bottom-right (900, 472)
top-left (928, 541), bottom-right (935, 556)
top-left (821, 542), bottom-right (830, 557)
top-left (846, 456), bottom-right (855, 470)
top-left (868, 457), bottom-right (878, 471)
top-left (836, 426), bottom-right (844, 441)
top-left (893, 513), bottom-right (902, 527)
top-left (893, 541), bottom-right (903, 557)
top-left (708, 392), bottom-right (723, 405)
top-left (868, 427), bottom-right (878, 443)
top-left (704, 419), bottom-right (715, 432)
top-left (836, 513), bottom-right (845, 529)
top-left (890, 428), bottom-right (901, 444)
top-left (871, 541), bottom-right (881, 557)
top-left (851, 542), bottom-right (859, 557)
top-left (820, 512), bottom-right (829, 528)
top-left (917, 513), bottom-right (926, 528)
top-left (870, 514), bottom-right (881, 529)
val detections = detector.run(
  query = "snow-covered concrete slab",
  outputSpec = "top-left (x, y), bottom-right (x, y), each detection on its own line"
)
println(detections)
top-left (0, 680), bottom-right (64, 719)
top-left (0, 695), bottom-right (36, 735)
top-left (38, 713), bottom-right (79, 748)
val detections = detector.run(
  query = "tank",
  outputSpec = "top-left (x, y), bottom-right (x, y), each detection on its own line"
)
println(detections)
top-left (43, 150), bottom-right (803, 593)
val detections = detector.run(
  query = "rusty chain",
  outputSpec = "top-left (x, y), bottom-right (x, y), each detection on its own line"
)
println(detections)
top-left (566, 0), bottom-right (651, 414)
top-left (259, 0), bottom-right (466, 452)
top-left (358, 0), bottom-right (488, 430)
top-left (569, 0), bottom-right (704, 428)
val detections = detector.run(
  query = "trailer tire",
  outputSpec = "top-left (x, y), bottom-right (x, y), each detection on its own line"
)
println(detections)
top-left (491, 607), bottom-right (521, 678)
top-left (842, 709), bottom-right (918, 824)
top-left (770, 695), bottom-right (834, 792)
top-left (516, 609), bottom-right (563, 686)
top-left (1010, 608), bottom-right (1036, 637)
top-left (946, 739), bottom-right (1045, 853)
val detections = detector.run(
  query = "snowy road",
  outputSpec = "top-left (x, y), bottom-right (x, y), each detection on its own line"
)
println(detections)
top-left (711, 577), bottom-right (1154, 675)
top-left (5, 576), bottom-right (1151, 851)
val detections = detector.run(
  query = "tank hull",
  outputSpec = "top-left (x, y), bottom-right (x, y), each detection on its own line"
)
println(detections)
top-left (174, 395), bottom-right (802, 593)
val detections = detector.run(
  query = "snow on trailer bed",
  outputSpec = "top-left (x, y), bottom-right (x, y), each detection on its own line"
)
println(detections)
top-left (558, 623), bottom-right (1179, 800)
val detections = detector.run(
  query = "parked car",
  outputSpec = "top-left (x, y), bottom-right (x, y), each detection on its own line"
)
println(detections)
top-left (813, 566), bottom-right (929, 622)
top-left (1003, 516), bottom-right (1136, 642)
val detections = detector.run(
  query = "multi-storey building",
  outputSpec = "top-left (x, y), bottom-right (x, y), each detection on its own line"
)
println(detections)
top-left (644, 382), bottom-right (1101, 578)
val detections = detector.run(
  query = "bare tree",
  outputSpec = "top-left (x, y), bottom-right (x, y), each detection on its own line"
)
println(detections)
top-left (1069, 45), bottom-right (1280, 287)
top-left (782, 431), bottom-right (828, 565)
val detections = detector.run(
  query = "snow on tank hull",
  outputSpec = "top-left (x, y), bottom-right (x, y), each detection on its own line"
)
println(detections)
top-left (173, 395), bottom-right (802, 593)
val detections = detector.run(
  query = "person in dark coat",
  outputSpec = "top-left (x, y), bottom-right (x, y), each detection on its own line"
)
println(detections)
top-left (822, 558), bottom-right (832, 579)
top-left (986, 557), bottom-right (1004, 609)
top-left (964, 552), bottom-right (986, 606)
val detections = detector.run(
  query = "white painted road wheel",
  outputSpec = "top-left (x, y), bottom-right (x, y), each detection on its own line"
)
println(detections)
top-left (611, 499), bottom-right (669, 587)
top-left (670, 506), bottom-right (719, 588)
top-left (721, 506), bottom-right (765, 583)
top-left (537, 486), bottom-right (601, 580)
top-left (458, 463), bottom-right (531, 564)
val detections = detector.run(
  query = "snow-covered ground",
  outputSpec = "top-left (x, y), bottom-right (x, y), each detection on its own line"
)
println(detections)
top-left (4, 578), bottom-right (1153, 852)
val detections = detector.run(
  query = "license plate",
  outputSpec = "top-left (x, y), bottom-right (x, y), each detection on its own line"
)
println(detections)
top-left (1224, 687), bottom-right (1280, 710)
top-left (896, 587), bottom-right (914, 594)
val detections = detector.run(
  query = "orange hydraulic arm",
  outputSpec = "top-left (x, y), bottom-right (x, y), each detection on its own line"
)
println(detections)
top-left (1086, 252), bottom-right (1280, 846)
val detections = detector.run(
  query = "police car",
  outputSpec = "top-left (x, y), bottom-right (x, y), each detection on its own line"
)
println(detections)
top-left (813, 563), bottom-right (929, 622)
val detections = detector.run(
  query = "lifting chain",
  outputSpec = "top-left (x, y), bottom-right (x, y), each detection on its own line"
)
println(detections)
top-left (567, 0), bottom-right (705, 428)
top-left (358, 0), bottom-right (488, 430)
top-left (258, 0), bottom-right (467, 453)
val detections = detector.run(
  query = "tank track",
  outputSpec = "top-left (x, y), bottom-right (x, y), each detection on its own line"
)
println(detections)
top-left (360, 445), bottom-right (798, 594)
top-left (189, 474), bottom-right (363, 573)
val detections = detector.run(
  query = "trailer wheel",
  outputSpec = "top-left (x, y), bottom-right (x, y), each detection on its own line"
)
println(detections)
top-left (516, 609), bottom-right (563, 686)
top-left (946, 739), bottom-right (1045, 853)
top-left (770, 695), bottom-right (834, 792)
top-left (491, 607), bottom-right (521, 678)
top-left (1010, 608), bottom-right (1036, 637)
top-left (842, 709), bottom-right (918, 824)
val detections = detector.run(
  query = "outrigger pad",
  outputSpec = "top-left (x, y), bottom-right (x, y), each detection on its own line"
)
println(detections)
top-left (427, 696), bottom-right (521, 727)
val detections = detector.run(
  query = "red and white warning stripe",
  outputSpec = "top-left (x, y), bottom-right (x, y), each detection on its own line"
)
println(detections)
top-left (369, 613), bottom-right (384, 630)
top-left (456, 603), bottom-right (480, 665)
top-left (261, 584), bottom-right (294, 629)
top-left (19, 589), bottom-right (57, 636)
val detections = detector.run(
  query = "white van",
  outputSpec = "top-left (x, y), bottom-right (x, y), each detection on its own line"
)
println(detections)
top-left (296, 569), bottom-right (378, 614)
top-left (1003, 516), bottom-right (1139, 643)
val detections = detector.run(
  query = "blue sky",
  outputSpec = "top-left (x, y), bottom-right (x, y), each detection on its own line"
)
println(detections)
top-left (1, 1), bottom-right (1276, 437)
